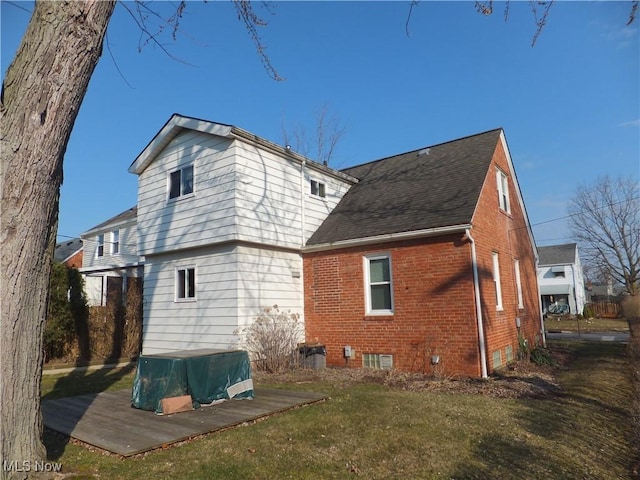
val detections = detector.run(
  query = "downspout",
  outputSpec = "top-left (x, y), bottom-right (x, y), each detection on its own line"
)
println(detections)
top-left (299, 159), bottom-right (306, 247)
top-left (465, 229), bottom-right (488, 379)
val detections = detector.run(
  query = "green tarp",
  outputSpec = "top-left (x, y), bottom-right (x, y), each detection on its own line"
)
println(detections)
top-left (131, 349), bottom-right (253, 414)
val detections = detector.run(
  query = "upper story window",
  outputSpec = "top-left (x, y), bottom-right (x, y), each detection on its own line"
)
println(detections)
top-left (496, 168), bottom-right (510, 213)
top-left (364, 254), bottom-right (393, 314)
top-left (310, 179), bottom-right (326, 198)
top-left (169, 165), bottom-right (194, 200)
top-left (492, 252), bottom-right (503, 311)
top-left (97, 234), bottom-right (105, 257)
top-left (551, 266), bottom-right (566, 278)
top-left (111, 230), bottom-right (120, 255)
top-left (176, 266), bottom-right (196, 301)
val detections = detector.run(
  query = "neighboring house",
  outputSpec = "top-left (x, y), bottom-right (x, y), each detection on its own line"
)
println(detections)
top-left (537, 243), bottom-right (586, 315)
top-left (54, 238), bottom-right (83, 268)
top-left (303, 129), bottom-right (542, 377)
top-left (128, 114), bottom-right (357, 355)
top-left (80, 206), bottom-right (142, 307)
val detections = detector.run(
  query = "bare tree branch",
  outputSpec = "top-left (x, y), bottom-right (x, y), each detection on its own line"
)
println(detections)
top-left (233, 0), bottom-right (284, 81)
top-left (406, 1), bottom-right (419, 38)
top-left (568, 176), bottom-right (640, 295)
top-left (628, 0), bottom-right (639, 25)
top-left (530, 0), bottom-right (555, 47)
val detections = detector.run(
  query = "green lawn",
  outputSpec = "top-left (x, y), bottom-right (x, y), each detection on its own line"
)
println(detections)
top-left (41, 341), bottom-right (637, 479)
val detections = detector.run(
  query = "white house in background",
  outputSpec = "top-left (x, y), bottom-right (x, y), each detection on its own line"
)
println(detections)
top-left (537, 243), bottom-right (586, 315)
top-left (128, 114), bottom-right (357, 355)
top-left (80, 206), bottom-right (142, 306)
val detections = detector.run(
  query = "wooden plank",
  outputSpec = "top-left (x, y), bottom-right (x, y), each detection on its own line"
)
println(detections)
top-left (43, 388), bottom-right (326, 456)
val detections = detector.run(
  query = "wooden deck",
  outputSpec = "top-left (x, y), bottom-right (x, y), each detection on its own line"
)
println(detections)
top-left (42, 388), bottom-right (327, 456)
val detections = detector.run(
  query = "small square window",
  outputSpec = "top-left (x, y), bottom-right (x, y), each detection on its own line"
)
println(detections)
top-left (310, 179), bottom-right (326, 198)
top-left (176, 267), bottom-right (196, 300)
top-left (169, 165), bottom-right (194, 199)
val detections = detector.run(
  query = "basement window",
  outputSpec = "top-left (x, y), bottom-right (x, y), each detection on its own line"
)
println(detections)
top-left (363, 353), bottom-right (393, 370)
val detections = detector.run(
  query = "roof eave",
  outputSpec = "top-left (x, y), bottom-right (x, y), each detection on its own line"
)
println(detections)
top-left (128, 114), bottom-right (234, 175)
top-left (303, 224), bottom-right (472, 253)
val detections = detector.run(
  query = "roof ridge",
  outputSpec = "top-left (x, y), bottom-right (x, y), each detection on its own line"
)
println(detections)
top-left (341, 128), bottom-right (503, 173)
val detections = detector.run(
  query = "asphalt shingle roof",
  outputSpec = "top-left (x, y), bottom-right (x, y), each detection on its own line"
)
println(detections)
top-left (307, 129), bottom-right (503, 246)
top-left (85, 206), bottom-right (137, 233)
top-left (538, 243), bottom-right (577, 266)
top-left (54, 238), bottom-right (83, 262)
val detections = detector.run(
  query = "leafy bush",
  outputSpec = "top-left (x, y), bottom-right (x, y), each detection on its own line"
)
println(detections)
top-left (235, 305), bottom-right (303, 373)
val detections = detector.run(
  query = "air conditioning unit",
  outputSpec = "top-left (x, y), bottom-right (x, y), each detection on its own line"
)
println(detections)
top-left (380, 354), bottom-right (393, 370)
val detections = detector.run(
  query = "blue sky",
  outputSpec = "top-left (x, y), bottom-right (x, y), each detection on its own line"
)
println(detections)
top-left (2, 1), bottom-right (639, 247)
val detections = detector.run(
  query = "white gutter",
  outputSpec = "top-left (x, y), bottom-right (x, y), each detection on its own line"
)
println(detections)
top-left (465, 228), bottom-right (488, 379)
top-left (304, 224), bottom-right (472, 253)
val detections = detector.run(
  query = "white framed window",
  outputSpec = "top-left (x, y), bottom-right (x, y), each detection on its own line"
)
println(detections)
top-left (310, 179), bottom-right (326, 198)
top-left (514, 259), bottom-right (524, 309)
top-left (496, 168), bottom-right (510, 213)
top-left (169, 165), bottom-right (194, 200)
top-left (492, 252), bottom-right (503, 311)
top-left (364, 254), bottom-right (393, 314)
top-left (176, 266), bottom-right (196, 301)
top-left (111, 230), bottom-right (120, 255)
top-left (97, 234), bottom-right (105, 257)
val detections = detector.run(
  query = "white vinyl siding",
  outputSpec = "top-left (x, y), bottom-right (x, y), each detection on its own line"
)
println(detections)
top-left (497, 168), bottom-right (510, 213)
top-left (142, 245), bottom-right (239, 354)
top-left (141, 244), bottom-right (304, 355)
top-left (364, 254), bottom-right (393, 314)
top-left (83, 222), bottom-right (139, 269)
top-left (492, 252), bottom-right (503, 311)
top-left (136, 130), bottom-right (355, 256)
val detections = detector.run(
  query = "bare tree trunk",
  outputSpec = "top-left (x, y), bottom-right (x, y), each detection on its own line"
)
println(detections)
top-left (0, 2), bottom-right (115, 477)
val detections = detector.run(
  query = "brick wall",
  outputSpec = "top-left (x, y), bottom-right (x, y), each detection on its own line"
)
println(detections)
top-left (304, 234), bottom-right (484, 377)
top-left (302, 137), bottom-right (542, 378)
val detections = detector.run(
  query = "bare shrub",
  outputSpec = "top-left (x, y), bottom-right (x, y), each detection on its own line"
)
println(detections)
top-left (622, 295), bottom-right (640, 318)
top-left (235, 305), bottom-right (303, 373)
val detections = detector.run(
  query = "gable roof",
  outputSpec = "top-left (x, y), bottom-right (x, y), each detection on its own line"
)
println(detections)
top-left (54, 238), bottom-right (83, 263)
top-left (128, 114), bottom-right (356, 184)
top-left (306, 129), bottom-right (503, 247)
top-left (82, 206), bottom-right (137, 236)
top-left (538, 243), bottom-right (577, 266)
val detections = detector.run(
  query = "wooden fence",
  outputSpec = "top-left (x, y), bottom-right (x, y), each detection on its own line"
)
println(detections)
top-left (585, 302), bottom-right (622, 319)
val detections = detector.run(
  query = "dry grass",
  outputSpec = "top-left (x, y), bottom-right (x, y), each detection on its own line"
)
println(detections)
top-left (544, 315), bottom-right (630, 333)
top-left (41, 340), bottom-right (637, 479)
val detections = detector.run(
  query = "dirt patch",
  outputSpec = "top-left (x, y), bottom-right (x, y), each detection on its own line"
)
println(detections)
top-left (254, 348), bottom-right (569, 400)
